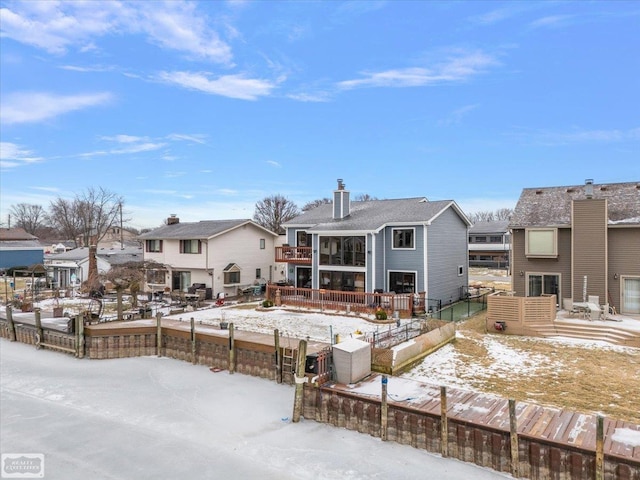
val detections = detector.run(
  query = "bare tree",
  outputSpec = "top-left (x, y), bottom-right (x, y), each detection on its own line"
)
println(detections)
top-left (49, 187), bottom-right (124, 246)
top-left (8, 203), bottom-right (47, 235)
top-left (494, 208), bottom-right (514, 221)
top-left (102, 260), bottom-right (161, 320)
top-left (353, 193), bottom-right (378, 201)
top-left (302, 197), bottom-right (331, 212)
top-left (467, 210), bottom-right (495, 224)
top-left (253, 194), bottom-right (300, 233)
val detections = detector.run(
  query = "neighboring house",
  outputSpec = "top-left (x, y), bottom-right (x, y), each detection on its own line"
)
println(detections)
top-left (138, 217), bottom-right (281, 297)
top-left (0, 228), bottom-right (45, 270)
top-left (279, 180), bottom-right (470, 308)
top-left (45, 246), bottom-right (144, 289)
top-left (509, 180), bottom-right (640, 315)
top-left (76, 226), bottom-right (141, 249)
top-left (468, 221), bottom-right (511, 269)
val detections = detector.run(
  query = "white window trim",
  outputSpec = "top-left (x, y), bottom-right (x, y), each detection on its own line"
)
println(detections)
top-left (525, 228), bottom-right (558, 258)
top-left (391, 227), bottom-right (416, 250)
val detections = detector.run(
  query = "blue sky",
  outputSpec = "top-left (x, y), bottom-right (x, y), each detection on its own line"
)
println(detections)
top-left (1, 1), bottom-right (638, 230)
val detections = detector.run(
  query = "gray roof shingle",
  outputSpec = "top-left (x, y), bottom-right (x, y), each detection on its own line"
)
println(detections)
top-left (469, 220), bottom-right (510, 234)
top-left (285, 197), bottom-right (469, 231)
top-left (138, 219), bottom-right (267, 239)
top-left (509, 181), bottom-right (640, 228)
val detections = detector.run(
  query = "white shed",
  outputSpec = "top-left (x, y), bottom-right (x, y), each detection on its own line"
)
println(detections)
top-left (332, 338), bottom-right (371, 384)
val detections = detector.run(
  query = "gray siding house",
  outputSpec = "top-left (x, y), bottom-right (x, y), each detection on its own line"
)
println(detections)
top-left (281, 180), bottom-right (470, 308)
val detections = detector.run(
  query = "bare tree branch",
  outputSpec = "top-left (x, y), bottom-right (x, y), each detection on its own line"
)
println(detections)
top-left (253, 194), bottom-right (300, 233)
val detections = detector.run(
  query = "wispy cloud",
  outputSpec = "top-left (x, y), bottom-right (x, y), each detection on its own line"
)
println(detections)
top-left (166, 133), bottom-right (208, 144)
top-left (1, 91), bottom-right (112, 125)
top-left (287, 91), bottom-right (333, 103)
top-left (0, 142), bottom-right (43, 169)
top-left (439, 104), bottom-right (480, 126)
top-left (529, 15), bottom-right (576, 29)
top-left (0, 2), bottom-right (233, 63)
top-left (510, 127), bottom-right (640, 145)
top-left (157, 71), bottom-right (278, 100)
top-left (337, 50), bottom-right (499, 90)
top-left (266, 160), bottom-right (281, 168)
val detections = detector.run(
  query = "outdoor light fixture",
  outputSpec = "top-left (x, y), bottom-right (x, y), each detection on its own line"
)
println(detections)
top-left (519, 271), bottom-right (524, 276)
top-left (614, 273), bottom-right (619, 280)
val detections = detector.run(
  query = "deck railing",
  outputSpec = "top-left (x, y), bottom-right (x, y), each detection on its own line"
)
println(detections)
top-left (266, 284), bottom-right (425, 318)
top-left (275, 246), bottom-right (312, 264)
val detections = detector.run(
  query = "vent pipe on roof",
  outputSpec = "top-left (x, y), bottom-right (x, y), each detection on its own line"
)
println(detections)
top-left (585, 179), bottom-right (594, 199)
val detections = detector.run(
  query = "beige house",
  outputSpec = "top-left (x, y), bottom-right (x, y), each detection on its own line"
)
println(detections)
top-left (138, 216), bottom-right (283, 298)
top-left (509, 180), bottom-right (640, 315)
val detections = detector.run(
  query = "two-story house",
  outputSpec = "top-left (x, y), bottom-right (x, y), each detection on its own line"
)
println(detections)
top-left (509, 180), bottom-right (640, 315)
top-left (468, 220), bottom-right (511, 269)
top-left (139, 217), bottom-right (280, 298)
top-left (279, 180), bottom-right (470, 309)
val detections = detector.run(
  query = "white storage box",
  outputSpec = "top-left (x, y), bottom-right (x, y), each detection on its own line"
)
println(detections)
top-left (333, 338), bottom-right (371, 384)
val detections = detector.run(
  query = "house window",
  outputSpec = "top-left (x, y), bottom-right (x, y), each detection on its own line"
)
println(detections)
top-left (256, 268), bottom-right (261, 279)
top-left (458, 265), bottom-right (464, 276)
top-left (296, 231), bottom-right (308, 247)
top-left (389, 271), bottom-right (416, 293)
top-left (223, 263), bottom-right (241, 285)
top-left (319, 236), bottom-right (366, 266)
top-left (260, 239), bottom-right (265, 249)
top-left (146, 269), bottom-right (166, 284)
top-left (490, 236), bottom-right (502, 243)
top-left (525, 228), bottom-right (557, 257)
top-left (180, 239), bottom-right (201, 254)
top-left (319, 271), bottom-right (365, 292)
top-left (473, 236), bottom-right (487, 243)
top-left (145, 239), bottom-right (163, 253)
top-left (392, 228), bottom-right (414, 249)
top-left (527, 273), bottom-right (560, 304)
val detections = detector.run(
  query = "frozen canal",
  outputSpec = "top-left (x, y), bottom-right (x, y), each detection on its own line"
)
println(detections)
top-left (1, 341), bottom-right (509, 479)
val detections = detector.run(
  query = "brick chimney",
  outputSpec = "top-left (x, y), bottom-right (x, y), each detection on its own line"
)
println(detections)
top-left (167, 214), bottom-right (180, 225)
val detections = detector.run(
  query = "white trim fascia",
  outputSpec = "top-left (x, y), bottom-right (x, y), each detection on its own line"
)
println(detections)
top-left (428, 201), bottom-right (472, 227)
top-left (370, 234), bottom-right (376, 291)
top-left (311, 230), bottom-right (375, 236)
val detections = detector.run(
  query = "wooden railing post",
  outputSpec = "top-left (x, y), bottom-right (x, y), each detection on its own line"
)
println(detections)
top-left (190, 317), bottom-right (196, 365)
top-left (292, 339), bottom-right (308, 423)
top-left (441, 386), bottom-right (448, 457)
top-left (228, 323), bottom-right (235, 374)
top-left (76, 314), bottom-right (85, 358)
top-left (509, 399), bottom-right (519, 478)
top-left (381, 375), bottom-right (388, 441)
top-left (34, 308), bottom-right (43, 349)
top-left (6, 305), bottom-right (16, 342)
top-left (274, 329), bottom-right (282, 384)
top-left (596, 415), bottom-right (604, 480)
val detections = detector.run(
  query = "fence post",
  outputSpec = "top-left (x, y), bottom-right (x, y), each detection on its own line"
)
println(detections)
top-left (76, 314), bottom-right (85, 358)
top-left (381, 375), bottom-right (388, 441)
top-left (596, 415), bottom-right (604, 480)
top-left (6, 305), bottom-right (16, 342)
top-left (509, 399), bottom-right (519, 478)
top-left (441, 386), bottom-right (448, 457)
top-left (274, 329), bottom-right (282, 384)
top-left (228, 322), bottom-right (235, 374)
top-left (292, 339), bottom-right (308, 423)
top-left (190, 317), bottom-right (196, 365)
top-left (156, 312), bottom-right (162, 357)
top-left (34, 308), bottom-right (43, 349)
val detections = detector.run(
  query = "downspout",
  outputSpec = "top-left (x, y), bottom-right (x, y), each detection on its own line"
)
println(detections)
top-left (423, 223), bottom-right (429, 297)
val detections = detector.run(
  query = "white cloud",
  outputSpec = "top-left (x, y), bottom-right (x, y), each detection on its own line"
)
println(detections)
top-left (529, 15), bottom-right (575, 29)
top-left (337, 50), bottom-right (499, 90)
top-left (0, 142), bottom-right (43, 169)
top-left (166, 133), bottom-right (208, 144)
top-left (439, 104), bottom-right (480, 126)
top-left (158, 71), bottom-right (277, 100)
top-left (510, 127), bottom-right (640, 145)
top-left (101, 135), bottom-right (149, 144)
top-left (0, 2), bottom-right (232, 63)
top-left (1, 91), bottom-right (112, 124)
top-left (266, 160), bottom-right (281, 168)
top-left (111, 143), bottom-right (166, 154)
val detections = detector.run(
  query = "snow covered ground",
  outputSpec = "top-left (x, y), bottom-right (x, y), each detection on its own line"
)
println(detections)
top-left (0, 341), bottom-right (510, 480)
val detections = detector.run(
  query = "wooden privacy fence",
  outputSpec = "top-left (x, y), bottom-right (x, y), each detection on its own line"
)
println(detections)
top-left (486, 293), bottom-right (557, 334)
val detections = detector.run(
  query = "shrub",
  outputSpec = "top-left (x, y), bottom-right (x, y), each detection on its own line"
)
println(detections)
top-left (375, 309), bottom-right (387, 320)
top-left (262, 300), bottom-right (274, 308)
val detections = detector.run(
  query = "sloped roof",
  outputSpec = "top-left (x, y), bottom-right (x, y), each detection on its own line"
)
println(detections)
top-left (469, 220), bottom-right (510, 234)
top-left (138, 219), bottom-right (276, 239)
top-left (0, 240), bottom-right (44, 249)
top-left (285, 197), bottom-right (469, 232)
top-left (0, 228), bottom-right (38, 241)
top-left (509, 181), bottom-right (640, 228)
top-left (46, 246), bottom-right (144, 265)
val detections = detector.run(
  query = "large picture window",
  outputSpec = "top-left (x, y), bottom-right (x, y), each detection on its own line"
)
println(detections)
top-left (389, 271), bottom-right (416, 293)
top-left (527, 273), bottom-right (560, 305)
top-left (319, 271), bottom-right (365, 292)
top-left (180, 239), bottom-right (202, 254)
top-left (392, 228), bottom-right (414, 249)
top-left (525, 228), bottom-right (557, 257)
top-left (223, 263), bottom-right (241, 285)
top-left (145, 239), bottom-right (163, 253)
top-left (319, 236), bottom-right (365, 266)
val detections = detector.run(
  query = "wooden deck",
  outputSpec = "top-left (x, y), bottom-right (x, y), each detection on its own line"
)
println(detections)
top-left (327, 373), bottom-right (640, 462)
